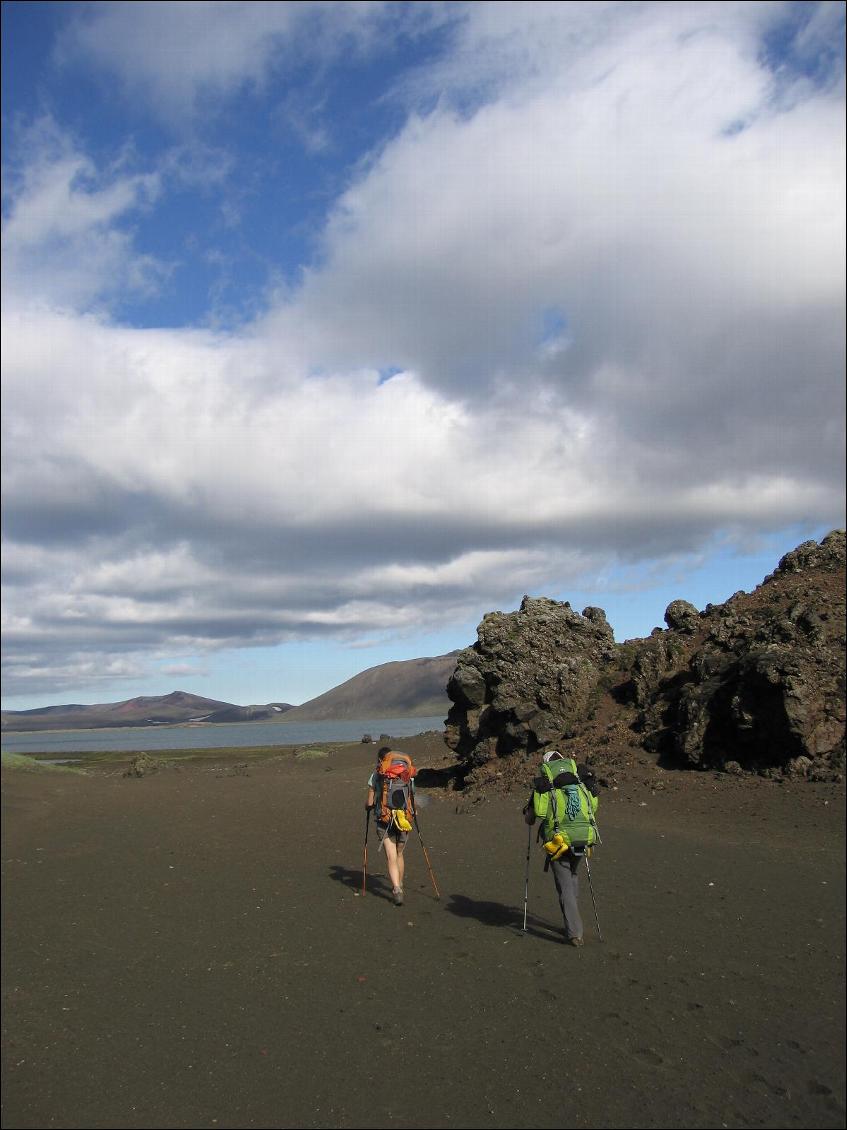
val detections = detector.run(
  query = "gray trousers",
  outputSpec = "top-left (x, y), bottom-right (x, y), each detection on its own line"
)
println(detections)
top-left (550, 854), bottom-right (583, 940)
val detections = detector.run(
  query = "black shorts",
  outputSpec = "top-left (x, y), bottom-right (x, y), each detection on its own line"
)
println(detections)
top-left (376, 821), bottom-right (408, 846)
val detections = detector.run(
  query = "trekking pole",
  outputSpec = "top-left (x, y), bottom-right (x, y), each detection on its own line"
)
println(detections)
top-left (413, 812), bottom-right (441, 900)
top-left (522, 821), bottom-right (532, 932)
top-left (362, 808), bottom-right (371, 896)
top-left (584, 853), bottom-right (603, 942)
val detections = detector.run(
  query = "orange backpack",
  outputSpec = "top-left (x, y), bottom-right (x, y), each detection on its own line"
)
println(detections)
top-left (375, 751), bottom-right (416, 824)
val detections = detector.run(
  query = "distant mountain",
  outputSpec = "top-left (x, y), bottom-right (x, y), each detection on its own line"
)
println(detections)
top-left (280, 654), bottom-right (459, 722)
top-left (1, 691), bottom-right (294, 733)
top-left (2, 653), bottom-right (460, 732)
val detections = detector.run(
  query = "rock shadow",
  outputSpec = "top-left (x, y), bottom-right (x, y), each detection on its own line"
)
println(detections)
top-left (415, 764), bottom-right (461, 788)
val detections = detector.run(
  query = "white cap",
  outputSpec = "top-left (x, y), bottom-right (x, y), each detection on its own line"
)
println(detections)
top-left (543, 750), bottom-right (564, 763)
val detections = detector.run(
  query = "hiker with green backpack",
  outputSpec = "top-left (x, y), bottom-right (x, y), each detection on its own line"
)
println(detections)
top-left (523, 750), bottom-right (600, 946)
top-left (365, 748), bottom-right (416, 906)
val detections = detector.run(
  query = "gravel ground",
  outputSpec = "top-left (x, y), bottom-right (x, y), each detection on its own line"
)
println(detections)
top-left (2, 738), bottom-right (844, 1129)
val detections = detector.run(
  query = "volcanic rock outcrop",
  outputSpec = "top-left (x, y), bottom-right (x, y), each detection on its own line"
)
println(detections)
top-left (446, 530), bottom-right (845, 785)
top-left (446, 598), bottom-right (616, 763)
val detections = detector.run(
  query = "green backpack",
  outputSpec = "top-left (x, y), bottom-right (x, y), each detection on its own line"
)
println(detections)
top-left (532, 756), bottom-right (599, 854)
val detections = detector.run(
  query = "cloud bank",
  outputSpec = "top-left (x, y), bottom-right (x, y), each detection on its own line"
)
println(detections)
top-left (2, 1), bottom-right (844, 700)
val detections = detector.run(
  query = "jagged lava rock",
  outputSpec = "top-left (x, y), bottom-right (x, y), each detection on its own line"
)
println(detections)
top-left (446, 596), bottom-right (617, 774)
top-left (447, 531), bottom-right (845, 784)
top-left (643, 529), bottom-right (845, 777)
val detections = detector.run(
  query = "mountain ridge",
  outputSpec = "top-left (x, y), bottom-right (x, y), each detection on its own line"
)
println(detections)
top-left (1, 654), bottom-right (459, 732)
top-left (279, 653), bottom-right (458, 722)
top-left (0, 691), bottom-right (295, 733)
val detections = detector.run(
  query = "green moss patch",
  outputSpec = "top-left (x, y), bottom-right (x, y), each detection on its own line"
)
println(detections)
top-left (1, 751), bottom-right (87, 774)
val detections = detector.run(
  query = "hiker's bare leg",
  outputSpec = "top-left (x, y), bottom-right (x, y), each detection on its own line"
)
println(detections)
top-left (396, 840), bottom-right (406, 889)
top-left (383, 836), bottom-right (402, 891)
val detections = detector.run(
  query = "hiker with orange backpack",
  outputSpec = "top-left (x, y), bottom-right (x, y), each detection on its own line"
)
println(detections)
top-left (365, 747), bottom-right (416, 906)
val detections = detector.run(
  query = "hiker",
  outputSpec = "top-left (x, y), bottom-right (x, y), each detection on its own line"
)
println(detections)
top-left (366, 747), bottom-right (416, 906)
top-left (524, 750), bottom-right (599, 946)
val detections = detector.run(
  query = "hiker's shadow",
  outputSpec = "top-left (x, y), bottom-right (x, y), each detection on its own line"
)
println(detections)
top-left (329, 864), bottom-right (395, 903)
top-left (446, 893), bottom-right (559, 942)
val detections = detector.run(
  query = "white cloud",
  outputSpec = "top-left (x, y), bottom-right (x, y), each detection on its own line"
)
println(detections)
top-left (59, 1), bottom-right (303, 121)
top-left (2, 2), bottom-right (844, 700)
top-left (58, 0), bottom-right (448, 127)
top-left (160, 661), bottom-right (209, 678)
top-left (267, 0), bottom-right (844, 496)
top-left (283, 12), bottom-right (842, 379)
top-left (2, 118), bottom-right (165, 310)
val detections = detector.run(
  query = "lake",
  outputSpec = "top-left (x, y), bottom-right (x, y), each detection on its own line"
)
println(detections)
top-left (0, 715), bottom-right (448, 756)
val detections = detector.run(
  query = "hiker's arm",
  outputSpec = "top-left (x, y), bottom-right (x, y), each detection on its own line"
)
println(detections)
top-left (366, 785), bottom-right (375, 810)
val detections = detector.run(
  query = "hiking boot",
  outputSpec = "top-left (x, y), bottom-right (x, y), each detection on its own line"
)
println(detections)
top-left (566, 935), bottom-right (584, 947)
top-left (392, 888), bottom-right (404, 906)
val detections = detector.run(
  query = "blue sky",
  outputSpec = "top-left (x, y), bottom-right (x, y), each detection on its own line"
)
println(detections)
top-left (2, 1), bottom-right (845, 710)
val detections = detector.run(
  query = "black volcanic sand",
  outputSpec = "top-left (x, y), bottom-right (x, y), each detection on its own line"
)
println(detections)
top-left (2, 737), bottom-right (845, 1130)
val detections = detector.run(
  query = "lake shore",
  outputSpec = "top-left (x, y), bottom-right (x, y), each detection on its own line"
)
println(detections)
top-left (0, 716), bottom-right (449, 756)
top-left (2, 737), bottom-right (844, 1129)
